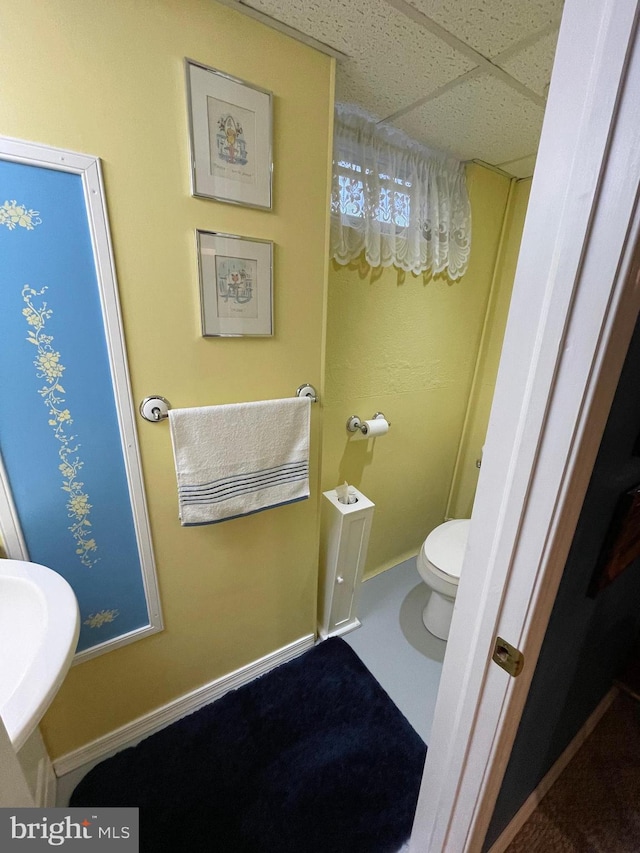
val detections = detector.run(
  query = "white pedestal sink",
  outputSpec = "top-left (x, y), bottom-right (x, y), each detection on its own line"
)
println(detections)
top-left (0, 559), bottom-right (79, 751)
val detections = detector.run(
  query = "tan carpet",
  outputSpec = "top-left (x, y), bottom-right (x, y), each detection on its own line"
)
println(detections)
top-left (505, 694), bottom-right (640, 852)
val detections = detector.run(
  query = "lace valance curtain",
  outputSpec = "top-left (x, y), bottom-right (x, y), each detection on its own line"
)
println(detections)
top-left (330, 107), bottom-right (472, 279)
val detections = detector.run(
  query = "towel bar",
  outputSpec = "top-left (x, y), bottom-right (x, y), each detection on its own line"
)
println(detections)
top-left (139, 384), bottom-right (318, 422)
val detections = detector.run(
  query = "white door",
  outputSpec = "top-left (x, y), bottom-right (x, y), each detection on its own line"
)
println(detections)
top-left (411, 1), bottom-right (640, 850)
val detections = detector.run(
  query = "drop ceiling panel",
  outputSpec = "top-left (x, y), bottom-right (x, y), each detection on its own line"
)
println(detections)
top-left (242, 0), bottom-right (475, 116)
top-left (498, 29), bottom-right (559, 97)
top-left (235, 0), bottom-right (561, 174)
top-left (497, 154), bottom-right (537, 179)
top-left (242, 0), bottom-right (369, 55)
top-left (335, 53), bottom-right (473, 119)
top-left (393, 73), bottom-right (544, 165)
top-left (405, 0), bottom-right (563, 58)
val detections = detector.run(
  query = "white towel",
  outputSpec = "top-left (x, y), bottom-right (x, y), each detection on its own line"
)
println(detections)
top-left (168, 397), bottom-right (311, 525)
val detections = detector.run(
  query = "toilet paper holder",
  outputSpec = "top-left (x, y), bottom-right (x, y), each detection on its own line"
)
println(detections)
top-left (346, 412), bottom-right (390, 434)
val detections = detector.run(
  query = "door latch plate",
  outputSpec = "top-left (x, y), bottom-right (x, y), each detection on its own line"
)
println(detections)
top-left (492, 636), bottom-right (524, 677)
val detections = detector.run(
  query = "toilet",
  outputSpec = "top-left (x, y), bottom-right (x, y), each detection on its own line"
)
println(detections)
top-left (416, 518), bottom-right (471, 640)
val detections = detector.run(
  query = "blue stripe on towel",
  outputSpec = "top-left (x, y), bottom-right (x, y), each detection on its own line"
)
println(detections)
top-left (180, 471), bottom-right (308, 506)
top-left (180, 495), bottom-right (308, 526)
top-left (180, 473), bottom-right (308, 506)
top-left (179, 461), bottom-right (307, 495)
top-left (179, 461), bottom-right (309, 506)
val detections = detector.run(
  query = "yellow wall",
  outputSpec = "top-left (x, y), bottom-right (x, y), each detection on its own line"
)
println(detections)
top-left (447, 177), bottom-right (532, 518)
top-left (321, 164), bottom-right (513, 576)
top-left (1, 0), bottom-right (334, 758)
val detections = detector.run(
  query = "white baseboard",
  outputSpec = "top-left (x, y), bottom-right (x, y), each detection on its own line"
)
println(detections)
top-left (53, 633), bottom-right (316, 779)
top-left (319, 618), bottom-right (361, 640)
top-left (488, 686), bottom-right (618, 853)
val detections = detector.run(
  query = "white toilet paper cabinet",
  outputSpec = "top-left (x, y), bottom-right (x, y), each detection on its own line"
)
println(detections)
top-left (318, 487), bottom-right (375, 638)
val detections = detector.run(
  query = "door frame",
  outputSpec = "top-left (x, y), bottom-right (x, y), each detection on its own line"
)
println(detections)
top-left (411, 1), bottom-right (640, 850)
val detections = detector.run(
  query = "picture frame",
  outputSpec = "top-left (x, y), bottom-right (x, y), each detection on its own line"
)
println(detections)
top-left (196, 230), bottom-right (273, 337)
top-left (185, 58), bottom-right (273, 209)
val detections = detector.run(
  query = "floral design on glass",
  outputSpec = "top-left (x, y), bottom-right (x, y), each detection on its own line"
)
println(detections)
top-left (22, 284), bottom-right (99, 567)
top-left (84, 609), bottom-right (119, 629)
top-left (1, 200), bottom-right (42, 231)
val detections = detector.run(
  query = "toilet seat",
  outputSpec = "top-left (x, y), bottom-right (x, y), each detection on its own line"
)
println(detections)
top-left (423, 518), bottom-right (470, 579)
top-left (423, 560), bottom-right (460, 590)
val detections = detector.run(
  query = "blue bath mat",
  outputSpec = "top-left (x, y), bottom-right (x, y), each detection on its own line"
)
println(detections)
top-left (70, 637), bottom-right (426, 852)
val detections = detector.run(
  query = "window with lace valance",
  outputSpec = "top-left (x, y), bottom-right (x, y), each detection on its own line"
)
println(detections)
top-left (330, 106), bottom-right (472, 280)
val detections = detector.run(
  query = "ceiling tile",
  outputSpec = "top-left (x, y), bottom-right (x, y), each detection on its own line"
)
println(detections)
top-left (242, 0), bottom-right (475, 115)
top-left (404, 0), bottom-right (563, 58)
top-left (335, 53), bottom-right (470, 119)
top-left (393, 73), bottom-right (544, 165)
top-left (498, 29), bottom-right (559, 97)
top-left (497, 154), bottom-right (537, 178)
top-left (238, 1), bottom-right (559, 166)
top-left (241, 0), bottom-right (373, 55)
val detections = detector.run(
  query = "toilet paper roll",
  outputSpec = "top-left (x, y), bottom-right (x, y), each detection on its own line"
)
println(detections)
top-left (360, 417), bottom-right (389, 437)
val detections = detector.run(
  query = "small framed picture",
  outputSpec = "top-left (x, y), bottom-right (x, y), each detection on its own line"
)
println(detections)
top-left (196, 230), bottom-right (273, 337)
top-left (185, 58), bottom-right (273, 209)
